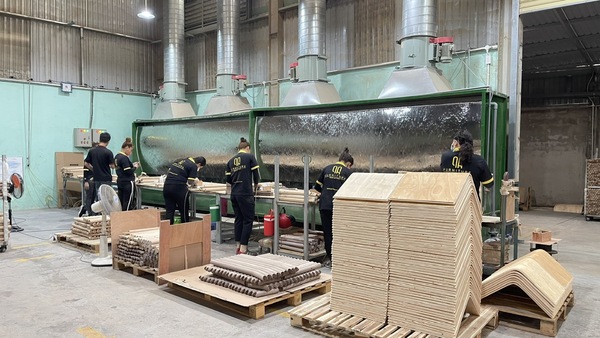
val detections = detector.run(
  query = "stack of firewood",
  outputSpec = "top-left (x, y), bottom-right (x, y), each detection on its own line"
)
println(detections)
top-left (115, 228), bottom-right (160, 268)
top-left (278, 231), bottom-right (324, 255)
top-left (71, 216), bottom-right (111, 239)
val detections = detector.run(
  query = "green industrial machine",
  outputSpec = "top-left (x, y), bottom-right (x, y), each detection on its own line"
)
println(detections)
top-left (132, 87), bottom-right (508, 220)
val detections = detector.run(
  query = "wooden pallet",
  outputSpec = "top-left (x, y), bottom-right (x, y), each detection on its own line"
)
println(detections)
top-left (289, 293), bottom-right (499, 338)
top-left (160, 266), bottom-right (331, 319)
top-left (483, 291), bottom-right (574, 337)
top-left (113, 258), bottom-right (159, 283)
top-left (55, 231), bottom-right (111, 253)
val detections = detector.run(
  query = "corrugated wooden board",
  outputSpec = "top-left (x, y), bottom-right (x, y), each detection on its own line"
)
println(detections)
top-left (482, 250), bottom-right (573, 319)
top-left (334, 173), bottom-right (404, 201)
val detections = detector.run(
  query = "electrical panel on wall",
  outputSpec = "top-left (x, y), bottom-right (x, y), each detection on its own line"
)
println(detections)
top-left (73, 128), bottom-right (92, 148)
top-left (92, 129), bottom-right (107, 147)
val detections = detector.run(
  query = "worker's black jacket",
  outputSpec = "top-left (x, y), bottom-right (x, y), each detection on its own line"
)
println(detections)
top-left (225, 150), bottom-right (260, 196)
top-left (315, 161), bottom-right (352, 211)
top-left (440, 149), bottom-right (494, 196)
top-left (84, 145), bottom-right (114, 182)
top-left (115, 152), bottom-right (135, 183)
top-left (165, 157), bottom-right (198, 185)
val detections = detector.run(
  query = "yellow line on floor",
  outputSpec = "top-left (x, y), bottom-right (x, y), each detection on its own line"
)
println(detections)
top-left (12, 242), bottom-right (51, 249)
top-left (16, 254), bottom-right (54, 262)
top-left (77, 326), bottom-right (111, 338)
top-left (276, 309), bottom-right (290, 318)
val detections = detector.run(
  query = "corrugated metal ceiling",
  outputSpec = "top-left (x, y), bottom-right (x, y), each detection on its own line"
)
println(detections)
top-left (522, 1), bottom-right (600, 75)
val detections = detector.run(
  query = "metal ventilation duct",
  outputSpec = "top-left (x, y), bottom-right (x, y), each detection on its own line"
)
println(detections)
top-left (378, 0), bottom-right (452, 99)
top-left (281, 0), bottom-right (340, 107)
top-left (153, 0), bottom-right (195, 119)
top-left (204, 0), bottom-right (251, 115)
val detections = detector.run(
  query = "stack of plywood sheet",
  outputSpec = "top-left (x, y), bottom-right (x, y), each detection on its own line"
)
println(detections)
top-left (330, 173), bottom-right (405, 322)
top-left (115, 227), bottom-right (160, 268)
top-left (388, 172), bottom-right (483, 337)
top-left (71, 215), bottom-right (111, 239)
top-left (201, 253), bottom-right (322, 297)
top-left (482, 249), bottom-right (573, 319)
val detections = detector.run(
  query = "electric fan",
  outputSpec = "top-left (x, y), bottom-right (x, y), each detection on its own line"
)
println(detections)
top-left (90, 184), bottom-right (121, 267)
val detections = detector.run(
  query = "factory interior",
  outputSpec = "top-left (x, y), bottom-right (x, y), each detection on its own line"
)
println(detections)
top-left (1, 0), bottom-right (600, 337)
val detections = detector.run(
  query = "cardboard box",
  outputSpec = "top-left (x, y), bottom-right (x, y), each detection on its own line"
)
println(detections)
top-left (532, 230), bottom-right (552, 242)
top-left (56, 152), bottom-right (84, 207)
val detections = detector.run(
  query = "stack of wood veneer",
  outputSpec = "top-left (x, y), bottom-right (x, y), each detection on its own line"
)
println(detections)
top-left (278, 188), bottom-right (319, 204)
top-left (278, 231), bottom-right (324, 255)
top-left (115, 228), bottom-right (160, 268)
top-left (61, 166), bottom-right (84, 178)
top-left (482, 249), bottom-right (573, 319)
top-left (388, 172), bottom-right (483, 337)
top-left (71, 215), bottom-right (111, 239)
top-left (330, 173), bottom-right (405, 322)
top-left (200, 253), bottom-right (321, 297)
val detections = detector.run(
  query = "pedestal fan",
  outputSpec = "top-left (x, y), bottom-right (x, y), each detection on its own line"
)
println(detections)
top-left (90, 184), bottom-right (121, 267)
top-left (7, 173), bottom-right (25, 232)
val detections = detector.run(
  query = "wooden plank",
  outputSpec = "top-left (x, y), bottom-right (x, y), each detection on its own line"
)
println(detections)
top-left (158, 216), bottom-right (211, 284)
top-left (113, 258), bottom-right (158, 283)
top-left (552, 204), bottom-right (583, 214)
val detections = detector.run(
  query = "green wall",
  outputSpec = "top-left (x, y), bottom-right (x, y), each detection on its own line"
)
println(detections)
top-left (0, 80), bottom-right (153, 210)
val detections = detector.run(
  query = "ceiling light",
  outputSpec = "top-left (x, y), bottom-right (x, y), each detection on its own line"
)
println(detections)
top-left (137, 0), bottom-right (155, 19)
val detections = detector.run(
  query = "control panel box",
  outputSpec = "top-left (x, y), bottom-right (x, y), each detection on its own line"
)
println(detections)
top-left (92, 129), bottom-right (107, 146)
top-left (73, 128), bottom-right (92, 148)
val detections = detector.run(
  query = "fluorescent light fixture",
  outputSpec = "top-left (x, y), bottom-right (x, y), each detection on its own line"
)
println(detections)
top-left (137, 0), bottom-right (155, 19)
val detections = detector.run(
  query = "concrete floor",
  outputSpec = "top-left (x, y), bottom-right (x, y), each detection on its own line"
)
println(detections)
top-left (0, 208), bottom-right (598, 338)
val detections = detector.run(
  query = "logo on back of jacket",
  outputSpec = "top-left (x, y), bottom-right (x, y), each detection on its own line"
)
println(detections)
top-left (231, 156), bottom-right (247, 173)
top-left (325, 165), bottom-right (347, 181)
top-left (443, 156), bottom-right (466, 173)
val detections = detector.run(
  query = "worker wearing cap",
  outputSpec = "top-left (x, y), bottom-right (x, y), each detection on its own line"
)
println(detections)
top-left (441, 130), bottom-right (494, 198)
top-left (314, 147), bottom-right (354, 267)
top-left (163, 156), bottom-right (206, 224)
top-left (226, 137), bottom-right (260, 255)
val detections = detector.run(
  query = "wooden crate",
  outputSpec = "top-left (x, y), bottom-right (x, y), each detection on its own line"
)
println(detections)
top-left (289, 293), bottom-right (499, 338)
top-left (483, 291), bottom-right (574, 337)
top-left (110, 209), bottom-right (212, 285)
top-left (160, 266), bottom-right (331, 319)
top-left (55, 231), bottom-right (110, 253)
top-left (482, 242), bottom-right (509, 266)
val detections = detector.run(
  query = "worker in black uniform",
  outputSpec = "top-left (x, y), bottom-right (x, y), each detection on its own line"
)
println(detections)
top-left (114, 137), bottom-right (139, 211)
top-left (79, 166), bottom-right (94, 217)
top-left (440, 130), bottom-right (494, 198)
top-left (226, 137), bottom-right (260, 255)
top-left (163, 156), bottom-right (206, 224)
top-left (314, 147), bottom-right (354, 267)
top-left (84, 132), bottom-right (114, 206)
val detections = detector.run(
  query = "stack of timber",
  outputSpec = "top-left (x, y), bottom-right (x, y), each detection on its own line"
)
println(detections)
top-left (61, 166), bottom-right (84, 178)
top-left (330, 173), bottom-right (405, 322)
top-left (482, 249), bottom-right (573, 319)
top-left (201, 253), bottom-right (322, 297)
top-left (278, 231), bottom-right (324, 255)
top-left (115, 227), bottom-right (160, 268)
top-left (0, 214), bottom-right (5, 241)
top-left (71, 215), bottom-right (111, 239)
top-left (388, 172), bottom-right (483, 337)
top-left (278, 188), bottom-right (319, 204)
top-left (194, 182), bottom-right (227, 194)
top-left (136, 175), bottom-right (162, 186)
